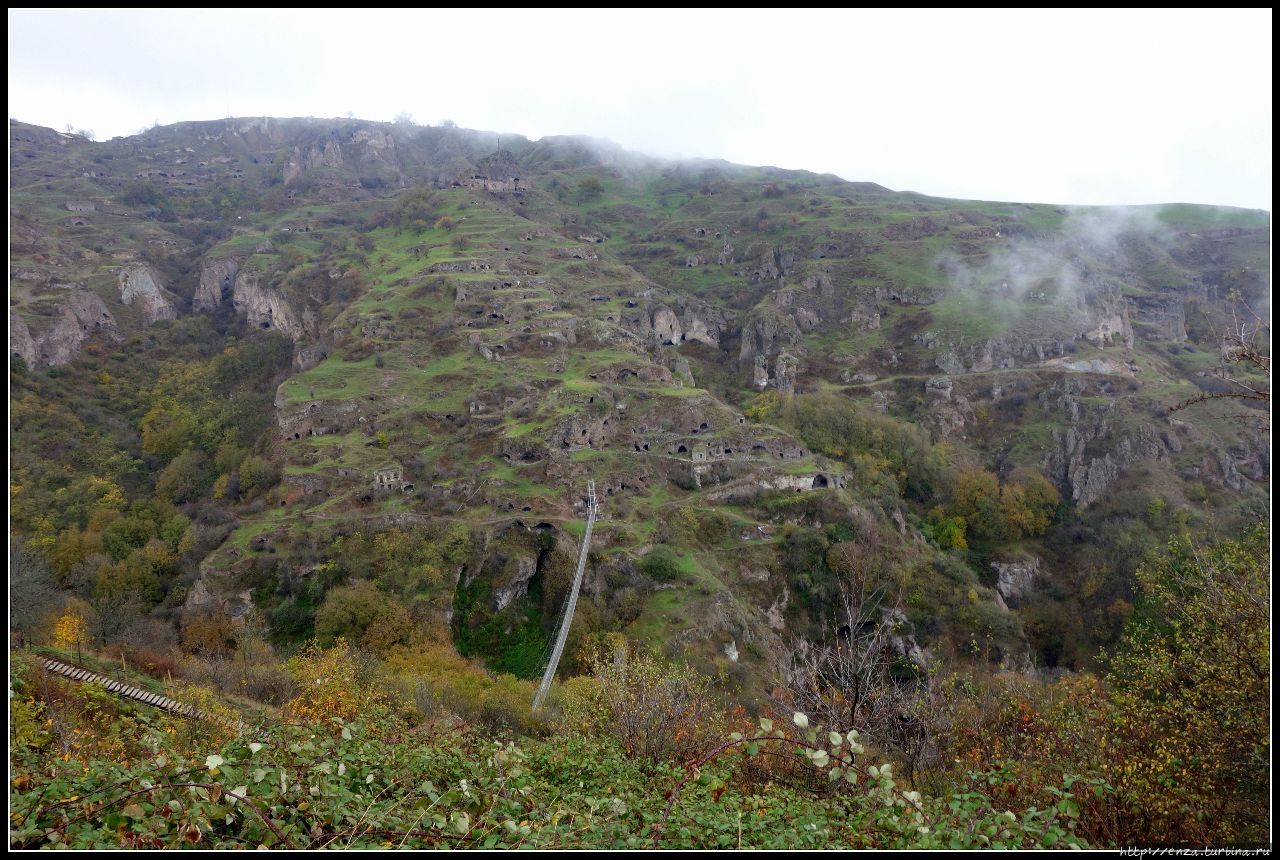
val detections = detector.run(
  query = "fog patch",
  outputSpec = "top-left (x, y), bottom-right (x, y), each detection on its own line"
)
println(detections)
top-left (937, 207), bottom-right (1178, 329)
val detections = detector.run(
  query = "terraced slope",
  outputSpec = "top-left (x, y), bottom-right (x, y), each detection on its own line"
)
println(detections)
top-left (9, 117), bottom-right (1269, 689)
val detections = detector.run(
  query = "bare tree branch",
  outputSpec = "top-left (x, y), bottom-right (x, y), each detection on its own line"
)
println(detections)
top-left (1170, 292), bottom-right (1269, 425)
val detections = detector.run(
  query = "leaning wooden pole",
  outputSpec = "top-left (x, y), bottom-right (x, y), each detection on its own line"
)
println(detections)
top-left (533, 481), bottom-right (596, 712)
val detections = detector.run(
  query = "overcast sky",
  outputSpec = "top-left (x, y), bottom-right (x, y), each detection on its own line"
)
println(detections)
top-left (8, 8), bottom-right (1272, 209)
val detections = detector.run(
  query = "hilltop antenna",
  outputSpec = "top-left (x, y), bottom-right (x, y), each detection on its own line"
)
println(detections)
top-left (532, 481), bottom-right (597, 712)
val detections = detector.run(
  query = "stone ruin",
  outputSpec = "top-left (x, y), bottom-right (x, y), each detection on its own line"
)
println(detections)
top-left (372, 464), bottom-right (410, 494)
top-left (453, 150), bottom-right (528, 194)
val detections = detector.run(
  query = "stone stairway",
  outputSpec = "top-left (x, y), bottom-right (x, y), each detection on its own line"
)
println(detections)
top-left (41, 657), bottom-right (255, 733)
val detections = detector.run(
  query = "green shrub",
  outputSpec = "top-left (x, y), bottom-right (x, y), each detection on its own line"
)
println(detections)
top-left (155, 450), bottom-right (213, 504)
top-left (238, 456), bottom-right (279, 494)
top-left (314, 580), bottom-right (412, 652)
top-left (584, 635), bottom-right (726, 764)
top-left (640, 545), bottom-right (681, 582)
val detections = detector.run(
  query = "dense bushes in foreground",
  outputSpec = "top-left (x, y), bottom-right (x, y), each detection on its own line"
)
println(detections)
top-left (9, 659), bottom-right (1085, 849)
top-left (9, 524), bottom-right (1269, 848)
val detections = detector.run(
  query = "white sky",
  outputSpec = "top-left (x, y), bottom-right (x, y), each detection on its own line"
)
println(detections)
top-left (8, 8), bottom-right (1273, 210)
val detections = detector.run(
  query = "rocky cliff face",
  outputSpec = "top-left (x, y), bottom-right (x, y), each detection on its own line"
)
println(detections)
top-left (118, 265), bottom-right (178, 324)
top-left (739, 311), bottom-right (801, 365)
top-left (232, 268), bottom-right (311, 340)
top-left (676, 297), bottom-right (733, 348)
top-left (9, 116), bottom-right (1268, 688)
top-left (275, 393), bottom-right (366, 440)
top-left (284, 138), bottom-right (344, 186)
top-left (925, 284), bottom-right (1136, 375)
top-left (933, 334), bottom-right (1073, 375)
top-left (10, 291), bottom-right (120, 368)
top-left (801, 271), bottom-right (835, 297)
top-left (737, 245), bottom-right (795, 282)
top-left (194, 257), bottom-right (241, 312)
top-left (1043, 416), bottom-right (1169, 507)
top-left (627, 297), bottom-right (734, 349)
top-left (10, 313), bottom-right (38, 368)
top-left (348, 128), bottom-right (398, 169)
top-left (771, 352), bottom-right (799, 393)
top-left (993, 556), bottom-right (1041, 609)
top-left (1129, 295), bottom-right (1187, 342)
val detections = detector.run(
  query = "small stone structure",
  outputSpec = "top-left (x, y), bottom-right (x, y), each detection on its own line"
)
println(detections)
top-left (452, 150), bottom-right (528, 193)
top-left (65, 201), bottom-right (96, 213)
top-left (372, 464), bottom-right (404, 493)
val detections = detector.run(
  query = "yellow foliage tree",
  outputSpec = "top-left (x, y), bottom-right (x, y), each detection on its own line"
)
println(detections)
top-left (53, 609), bottom-right (89, 659)
top-left (283, 639), bottom-right (376, 730)
top-left (745, 389), bottom-right (783, 423)
top-left (1103, 523), bottom-right (1270, 845)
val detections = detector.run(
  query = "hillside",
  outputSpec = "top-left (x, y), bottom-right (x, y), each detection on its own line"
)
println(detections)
top-left (8, 115), bottom-right (1271, 849)
top-left (10, 117), bottom-right (1270, 684)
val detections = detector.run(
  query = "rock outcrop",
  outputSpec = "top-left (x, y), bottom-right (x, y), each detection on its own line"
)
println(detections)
top-left (1043, 418), bottom-right (1168, 507)
top-left (493, 554), bottom-right (537, 612)
top-left (276, 396), bottom-right (364, 440)
top-left (1129, 295), bottom-right (1187, 342)
top-left (232, 268), bottom-right (310, 339)
top-left (992, 556), bottom-right (1041, 609)
top-left (885, 606), bottom-right (932, 670)
top-left (284, 138), bottom-right (344, 185)
top-left (10, 313), bottom-right (38, 368)
top-left (626, 298), bottom-right (733, 349)
top-left (932, 334), bottom-right (1074, 375)
top-left (773, 352), bottom-right (799, 394)
top-left (118, 265), bottom-right (177, 324)
top-left (676, 297), bottom-right (733, 348)
top-left (11, 291), bottom-right (120, 368)
top-left (801, 271), bottom-right (835, 297)
top-left (739, 311), bottom-right (801, 364)
top-left (650, 305), bottom-right (683, 344)
top-left (550, 404), bottom-right (619, 451)
top-left (194, 257), bottom-right (241, 312)
top-left (737, 246), bottom-right (795, 282)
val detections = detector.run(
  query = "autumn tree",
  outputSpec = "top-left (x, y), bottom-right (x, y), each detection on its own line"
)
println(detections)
top-left (949, 468), bottom-right (1059, 545)
top-left (283, 639), bottom-right (386, 728)
top-left (925, 506), bottom-right (968, 550)
top-left (1104, 521), bottom-right (1270, 844)
top-left (93, 538), bottom-right (175, 606)
top-left (314, 580), bottom-right (412, 652)
top-left (585, 635), bottom-right (727, 763)
top-left (53, 606), bottom-right (90, 661)
top-left (140, 397), bottom-right (202, 461)
top-left (181, 609), bottom-right (238, 657)
top-left (998, 469), bottom-right (1060, 538)
top-left (238, 455), bottom-right (279, 495)
top-left (155, 449), bottom-right (213, 503)
top-left (391, 186), bottom-right (440, 234)
top-left (948, 470), bottom-right (1003, 542)
top-left (578, 176), bottom-right (604, 201)
top-left (10, 542), bottom-right (57, 644)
